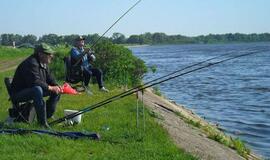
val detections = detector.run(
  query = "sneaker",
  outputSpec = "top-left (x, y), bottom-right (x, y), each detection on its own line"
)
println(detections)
top-left (100, 87), bottom-right (109, 92)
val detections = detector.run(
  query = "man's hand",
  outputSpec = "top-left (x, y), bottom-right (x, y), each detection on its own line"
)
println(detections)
top-left (84, 48), bottom-right (90, 53)
top-left (85, 48), bottom-right (95, 54)
top-left (89, 54), bottom-right (96, 61)
top-left (86, 51), bottom-right (96, 62)
top-left (48, 85), bottom-right (63, 94)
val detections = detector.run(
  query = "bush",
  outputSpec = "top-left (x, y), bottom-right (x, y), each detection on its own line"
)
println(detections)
top-left (93, 42), bottom-right (147, 86)
top-left (50, 42), bottom-right (147, 86)
top-left (49, 46), bottom-right (67, 81)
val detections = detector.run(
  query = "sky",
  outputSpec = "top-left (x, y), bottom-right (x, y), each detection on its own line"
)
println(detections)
top-left (0, 0), bottom-right (269, 37)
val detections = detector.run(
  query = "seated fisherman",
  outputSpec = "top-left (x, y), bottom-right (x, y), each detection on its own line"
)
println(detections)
top-left (10, 43), bottom-right (62, 128)
top-left (70, 36), bottom-right (109, 93)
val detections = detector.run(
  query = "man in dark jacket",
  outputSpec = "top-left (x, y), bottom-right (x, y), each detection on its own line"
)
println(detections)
top-left (11, 43), bottom-right (62, 128)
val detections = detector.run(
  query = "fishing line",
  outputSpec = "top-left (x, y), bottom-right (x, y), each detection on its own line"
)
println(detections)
top-left (74, 0), bottom-right (142, 66)
top-left (51, 52), bottom-right (234, 125)
top-left (79, 52), bottom-right (237, 110)
top-left (65, 50), bottom-right (256, 113)
top-left (50, 50), bottom-right (265, 125)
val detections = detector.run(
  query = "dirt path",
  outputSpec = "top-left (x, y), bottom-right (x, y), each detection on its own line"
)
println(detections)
top-left (0, 58), bottom-right (25, 73)
top-left (138, 88), bottom-right (248, 160)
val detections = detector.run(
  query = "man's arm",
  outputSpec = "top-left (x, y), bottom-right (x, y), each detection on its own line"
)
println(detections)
top-left (70, 47), bottom-right (83, 63)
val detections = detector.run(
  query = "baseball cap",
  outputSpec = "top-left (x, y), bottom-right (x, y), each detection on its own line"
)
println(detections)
top-left (35, 43), bottom-right (55, 55)
top-left (75, 36), bottom-right (85, 41)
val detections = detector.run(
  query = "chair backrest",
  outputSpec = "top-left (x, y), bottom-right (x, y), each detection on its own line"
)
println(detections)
top-left (63, 56), bottom-right (83, 84)
top-left (63, 56), bottom-right (72, 82)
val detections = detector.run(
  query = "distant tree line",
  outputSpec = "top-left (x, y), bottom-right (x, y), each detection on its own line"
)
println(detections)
top-left (0, 33), bottom-right (111, 47)
top-left (1, 32), bottom-right (270, 47)
top-left (114, 32), bottom-right (270, 44)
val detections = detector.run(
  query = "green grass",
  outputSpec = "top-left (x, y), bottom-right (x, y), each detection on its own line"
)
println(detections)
top-left (0, 46), bottom-right (32, 60)
top-left (0, 68), bottom-right (196, 159)
top-left (152, 86), bottom-right (162, 96)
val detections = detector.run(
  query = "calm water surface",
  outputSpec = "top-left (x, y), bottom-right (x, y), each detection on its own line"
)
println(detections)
top-left (130, 43), bottom-right (270, 158)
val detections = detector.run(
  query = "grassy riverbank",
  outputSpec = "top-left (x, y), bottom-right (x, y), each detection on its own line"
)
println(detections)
top-left (0, 45), bottom-right (255, 159)
top-left (0, 46), bottom-right (197, 160)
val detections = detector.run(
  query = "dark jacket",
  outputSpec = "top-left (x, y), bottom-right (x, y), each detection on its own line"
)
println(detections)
top-left (10, 54), bottom-right (57, 94)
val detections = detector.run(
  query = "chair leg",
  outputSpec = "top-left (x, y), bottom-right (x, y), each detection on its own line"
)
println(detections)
top-left (28, 107), bottom-right (36, 123)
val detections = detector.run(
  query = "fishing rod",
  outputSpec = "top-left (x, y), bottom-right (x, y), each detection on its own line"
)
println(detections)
top-left (50, 52), bottom-right (238, 125)
top-left (50, 50), bottom-right (264, 125)
top-left (74, 0), bottom-right (142, 66)
top-left (87, 52), bottom-right (238, 106)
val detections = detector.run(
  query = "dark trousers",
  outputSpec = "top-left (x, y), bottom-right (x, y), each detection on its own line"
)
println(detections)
top-left (12, 86), bottom-right (60, 125)
top-left (83, 67), bottom-right (104, 88)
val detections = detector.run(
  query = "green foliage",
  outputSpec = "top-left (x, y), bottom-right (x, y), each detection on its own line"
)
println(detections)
top-left (0, 42), bottom-right (147, 87)
top-left (232, 138), bottom-right (250, 158)
top-left (111, 32), bottom-right (126, 44)
top-left (149, 65), bottom-right (157, 73)
top-left (0, 46), bottom-right (32, 59)
top-left (49, 46), bottom-right (68, 81)
top-left (49, 42), bottom-right (147, 86)
top-left (2, 32), bottom-right (270, 47)
top-left (175, 111), bottom-right (202, 128)
top-left (203, 126), bottom-right (251, 158)
top-left (1, 34), bottom-right (37, 46)
top-left (152, 86), bottom-right (162, 96)
top-left (126, 32), bottom-right (270, 44)
top-left (93, 41), bottom-right (147, 86)
top-left (38, 34), bottom-right (59, 46)
top-left (148, 110), bottom-right (164, 120)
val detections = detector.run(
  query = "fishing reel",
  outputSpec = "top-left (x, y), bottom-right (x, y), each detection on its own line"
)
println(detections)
top-left (85, 48), bottom-right (96, 61)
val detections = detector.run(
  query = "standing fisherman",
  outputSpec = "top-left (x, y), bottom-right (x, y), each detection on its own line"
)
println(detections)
top-left (10, 43), bottom-right (62, 128)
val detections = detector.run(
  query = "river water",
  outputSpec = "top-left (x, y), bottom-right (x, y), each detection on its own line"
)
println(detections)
top-left (130, 43), bottom-right (270, 158)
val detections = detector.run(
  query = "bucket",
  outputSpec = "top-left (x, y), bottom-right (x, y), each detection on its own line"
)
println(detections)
top-left (64, 109), bottom-right (82, 124)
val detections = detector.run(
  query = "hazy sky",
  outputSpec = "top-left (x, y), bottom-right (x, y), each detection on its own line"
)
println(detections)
top-left (0, 0), bottom-right (269, 37)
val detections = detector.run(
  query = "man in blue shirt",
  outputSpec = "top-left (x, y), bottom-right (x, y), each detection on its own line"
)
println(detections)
top-left (70, 36), bottom-right (108, 93)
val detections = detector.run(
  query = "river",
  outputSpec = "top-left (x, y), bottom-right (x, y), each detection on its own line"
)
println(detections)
top-left (130, 42), bottom-right (270, 158)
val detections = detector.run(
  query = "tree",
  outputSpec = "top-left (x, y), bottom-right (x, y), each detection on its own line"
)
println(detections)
top-left (0, 34), bottom-right (23, 46)
top-left (39, 34), bottom-right (59, 45)
top-left (111, 32), bottom-right (126, 44)
top-left (85, 34), bottom-right (100, 44)
top-left (141, 32), bottom-right (152, 44)
top-left (63, 34), bottom-right (79, 46)
top-left (127, 35), bottom-right (141, 44)
top-left (21, 34), bottom-right (37, 44)
top-left (152, 32), bottom-right (167, 43)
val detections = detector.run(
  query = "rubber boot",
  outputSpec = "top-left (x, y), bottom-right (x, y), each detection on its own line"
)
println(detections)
top-left (35, 105), bottom-right (50, 128)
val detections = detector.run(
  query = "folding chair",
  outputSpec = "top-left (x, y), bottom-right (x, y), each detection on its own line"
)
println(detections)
top-left (4, 77), bottom-right (36, 123)
top-left (63, 55), bottom-right (92, 93)
top-left (63, 56), bottom-right (85, 84)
